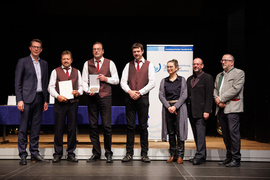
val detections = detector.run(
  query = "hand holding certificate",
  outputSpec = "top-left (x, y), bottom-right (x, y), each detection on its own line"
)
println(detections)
top-left (59, 80), bottom-right (74, 100)
top-left (88, 74), bottom-right (100, 94)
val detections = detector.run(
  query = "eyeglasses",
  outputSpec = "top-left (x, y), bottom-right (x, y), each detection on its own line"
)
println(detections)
top-left (93, 48), bottom-right (102, 51)
top-left (220, 59), bottom-right (233, 63)
top-left (31, 46), bottom-right (42, 49)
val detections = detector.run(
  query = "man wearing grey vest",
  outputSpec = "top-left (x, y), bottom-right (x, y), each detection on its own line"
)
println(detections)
top-left (48, 50), bottom-right (83, 163)
top-left (120, 43), bottom-right (155, 163)
top-left (214, 54), bottom-right (245, 167)
top-left (82, 42), bottom-right (119, 163)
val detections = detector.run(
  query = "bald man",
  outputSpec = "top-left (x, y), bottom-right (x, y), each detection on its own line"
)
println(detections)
top-left (187, 58), bottom-right (214, 165)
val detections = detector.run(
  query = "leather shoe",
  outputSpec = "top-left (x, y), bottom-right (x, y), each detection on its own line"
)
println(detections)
top-left (87, 154), bottom-right (100, 162)
top-left (218, 158), bottom-right (232, 165)
top-left (177, 157), bottom-right (183, 164)
top-left (67, 156), bottom-right (78, 162)
top-left (122, 154), bottom-right (133, 162)
top-left (189, 157), bottom-right (195, 163)
top-left (142, 155), bottom-right (151, 163)
top-left (106, 154), bottom-right (113, 163)
top-left (226, 160), bottom-right (240, 167)
top-left (19, 157), bottom-right (27, 165)
top-left (192, 158), bottom-right (205, 165)
top-left (52, 156), bottom-right (61, 163)
top-left (167, 156), bottom-right (177, 163)
top-left (31, 155), bottom-right (50, 163)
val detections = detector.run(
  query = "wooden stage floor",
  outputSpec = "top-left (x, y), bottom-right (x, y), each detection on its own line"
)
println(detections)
top-left (1, 134), bottom-right (270, 150)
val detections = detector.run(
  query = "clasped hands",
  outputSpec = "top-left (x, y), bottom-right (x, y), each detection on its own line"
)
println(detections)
top-left (215, 96), bottom-right (226, 108)
top-left (128, 90), bottom-right (141, 100)
top-left (57, 90), bottom-right (79, 102)
top-left (168, 106), bottom-right (177, 115)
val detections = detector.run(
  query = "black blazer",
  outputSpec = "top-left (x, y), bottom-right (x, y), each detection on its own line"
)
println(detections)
top-left (187, 72), bottom-right (214, 118)
top-left (15, 56), bottom-right (48, 104)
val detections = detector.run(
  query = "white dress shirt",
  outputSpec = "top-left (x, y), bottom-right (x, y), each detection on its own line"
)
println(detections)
top-left (48, 65), bottom-right (83, 98)
top-left (81, 57), bottom-right (119, 92)
top-left (120, 57), bottom-right (155, 96)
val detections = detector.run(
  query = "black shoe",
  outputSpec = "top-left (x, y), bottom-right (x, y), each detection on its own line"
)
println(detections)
top-left (226, 160), bottom-right (240, 167)
top-left (218, 158), bottom-right (231, 165)
top-left (52, 156), bottom-right (61, 163)
top-left (121, 154), bottom-right (133, 162)
top-left (142, 155), bottom-right (151, 163)
top-left (106, 154), bottom-right (113, 163)
top-left (19, 157), bottom-right (27, 165)
top-left (192, 158), bottom-right (205, 165)
top-left (189, 157), bottom-right (195, 163)
top-left (86, 155), bottom-right (100, 162)
top-left (31, 155), bottom-right (50, 163)
top-left (67, 156), bottom-right (78, 162)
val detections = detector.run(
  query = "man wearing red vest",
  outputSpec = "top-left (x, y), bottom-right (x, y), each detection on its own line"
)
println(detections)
top-left (82, 42), bottom-right (119, 163)
top-left (48, 50), bottom-right (83, 163)
top-left (120, 43), bottom-right (155, 163)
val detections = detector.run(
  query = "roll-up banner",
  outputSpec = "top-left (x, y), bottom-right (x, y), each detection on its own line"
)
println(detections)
top-left (147, 44), bottom-right (194, 141)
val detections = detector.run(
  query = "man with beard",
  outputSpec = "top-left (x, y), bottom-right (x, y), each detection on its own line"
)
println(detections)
top-left (214, 54), bottom-right (245, 167)
top-left (187, 58), bottom-right (214, 165)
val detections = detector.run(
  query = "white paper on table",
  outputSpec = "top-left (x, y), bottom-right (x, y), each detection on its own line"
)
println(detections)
top-left (7, 96), bottom-right (16, 106)
top-left (88, 74), bottom-right (100, 93)
top-left (59, 80), bottom-right (74, 99)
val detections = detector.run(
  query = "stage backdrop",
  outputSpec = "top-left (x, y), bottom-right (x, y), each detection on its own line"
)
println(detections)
top-left (147, 44), bottom-right (194, 141)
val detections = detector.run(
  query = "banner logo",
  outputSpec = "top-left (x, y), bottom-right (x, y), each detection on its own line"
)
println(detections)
top-left (154, 63), bottom-right (161, 73)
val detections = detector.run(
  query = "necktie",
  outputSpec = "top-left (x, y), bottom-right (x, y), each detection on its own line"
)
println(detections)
top-left (136, 61), bottom-right (140, 72)
top-left (65, 68), bottom-right (69, 78)
top-left (97, 60), bottom-right (100, 72)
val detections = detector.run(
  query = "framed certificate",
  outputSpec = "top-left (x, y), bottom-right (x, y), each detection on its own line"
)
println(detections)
top-left (59, 80), bottom-right (74, 99)
top-left (88, 74), bottom-right (100, 93)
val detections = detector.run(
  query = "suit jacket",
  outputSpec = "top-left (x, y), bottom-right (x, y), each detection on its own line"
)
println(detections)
top-left (187, 72), bottom-right (214, 119)
top-left (214, 68), bottom-right (245, 115)
top-left (159, 76), bottom-right (188, 141)
top-left (15, 55), bottom-right (48, 104)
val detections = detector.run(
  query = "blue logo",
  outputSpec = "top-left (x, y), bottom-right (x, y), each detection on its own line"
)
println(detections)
top-left (154, 63), bottom-right (161, 73)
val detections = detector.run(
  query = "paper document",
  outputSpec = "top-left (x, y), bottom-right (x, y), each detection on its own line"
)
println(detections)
top-left (59, 80), bottom-right (74, 99)
top-left (88, 74), bottom-right (100, 93)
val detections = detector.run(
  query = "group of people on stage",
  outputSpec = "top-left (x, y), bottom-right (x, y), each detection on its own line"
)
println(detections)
top-left (15, 39), bottom-right (244, 168)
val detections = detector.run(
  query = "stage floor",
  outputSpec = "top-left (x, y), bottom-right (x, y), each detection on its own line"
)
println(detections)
top-left (1, 160), bottom-right (270, 180)
top-left (1, 135), bottom-right (270, 162)
top-left (1, 134), bottom-right (270, 150)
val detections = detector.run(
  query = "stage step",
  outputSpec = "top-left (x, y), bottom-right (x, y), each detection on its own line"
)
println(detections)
top-left (1, 148), bottom-right (270, 162)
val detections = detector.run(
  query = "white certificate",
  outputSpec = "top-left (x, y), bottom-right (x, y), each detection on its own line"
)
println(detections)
top-left (88, 74), bottom-right (100, 93)
top-left (59, 80), bottom-right (74, 99)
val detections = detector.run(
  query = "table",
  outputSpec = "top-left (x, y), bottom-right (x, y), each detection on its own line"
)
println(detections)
top-left (0, 105), bottom-right (136, 143)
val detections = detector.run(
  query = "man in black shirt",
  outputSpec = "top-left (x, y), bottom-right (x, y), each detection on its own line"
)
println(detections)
top-left (187, 58), bottom-right (214, 165)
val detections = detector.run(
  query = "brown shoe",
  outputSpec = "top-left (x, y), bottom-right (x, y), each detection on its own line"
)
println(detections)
top-left (167, 156), bottom-right (177, 163)
top-left (177, 157), bottom-right (183, 164)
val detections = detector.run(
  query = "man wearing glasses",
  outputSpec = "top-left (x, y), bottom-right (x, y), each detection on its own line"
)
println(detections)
top-left (214, 54), bottom-right (245, 167)
top-left (187, 58), bottom-right (214, 165)
top-left (15, 39), bottom-right (49, 165)
top-left (82, 42), bottom-right (119, 163)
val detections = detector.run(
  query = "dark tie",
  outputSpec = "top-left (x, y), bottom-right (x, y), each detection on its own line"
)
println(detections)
top-left (97, 60), bottom-right (100, 72)
top-left (65, 68), bottom-right (69, 78)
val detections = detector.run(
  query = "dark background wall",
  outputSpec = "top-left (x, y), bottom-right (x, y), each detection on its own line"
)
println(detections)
top-left (1, 1), bottom-right (269, 142)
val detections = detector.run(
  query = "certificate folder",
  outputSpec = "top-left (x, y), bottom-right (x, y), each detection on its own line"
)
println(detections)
top-left (59, 80), bottom-right (74, 99)
top-left (88, 74), bottom-right (100, 93)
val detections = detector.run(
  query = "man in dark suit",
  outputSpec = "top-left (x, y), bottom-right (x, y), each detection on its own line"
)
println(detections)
top-left (15, 39), bottom-right (49, 165)
top-left (187, 58), bottom-right (214, 165)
